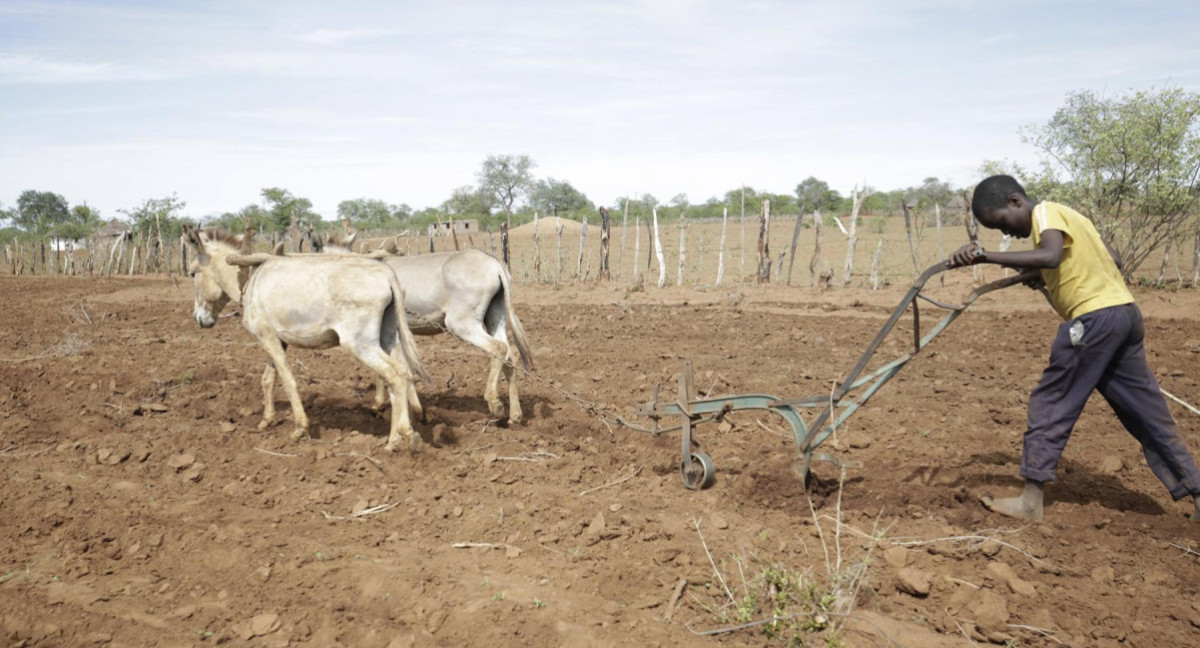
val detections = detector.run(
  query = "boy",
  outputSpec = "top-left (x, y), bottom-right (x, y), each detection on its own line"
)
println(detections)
top-left (949, 174), bottom-right (1200, 522)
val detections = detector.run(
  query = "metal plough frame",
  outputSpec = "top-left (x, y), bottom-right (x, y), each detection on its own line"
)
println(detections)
top-left (636, 262), bottom-right (1039, 490)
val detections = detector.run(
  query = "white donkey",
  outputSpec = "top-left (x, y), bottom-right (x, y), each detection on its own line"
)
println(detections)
top-left (183, 226), bottom-right (430, 451)
top-left (324, 234), bottom-right (533, 423)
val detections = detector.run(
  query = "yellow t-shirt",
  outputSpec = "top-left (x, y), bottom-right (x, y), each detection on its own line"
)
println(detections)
top-left (1031, 202), bottom-right (1133, 321)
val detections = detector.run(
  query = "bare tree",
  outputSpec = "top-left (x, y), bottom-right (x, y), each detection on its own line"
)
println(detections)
top-left (477, 154), bottom-right (535, 229)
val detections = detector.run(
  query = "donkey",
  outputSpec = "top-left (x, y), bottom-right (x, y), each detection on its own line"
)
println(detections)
top-left (324, 233), bottom-right (533, 423)
top-left (183, 226), bottom-right (430, 451)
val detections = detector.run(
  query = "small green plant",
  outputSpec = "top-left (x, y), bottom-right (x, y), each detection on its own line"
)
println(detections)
top-left (532, 598), bottom-right (545, 609)
top-left (920, 429), bottom-right (931, 439)
top-left (172, 369), bottom-right (196, 386)
top-left (491, 590), bottom-right (507, 602)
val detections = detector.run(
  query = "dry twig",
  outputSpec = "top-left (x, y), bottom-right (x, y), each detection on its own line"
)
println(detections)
top-left (692, 516), bottom-right (735, 606)
top-left (253, 447), bottom-right (297, 458)
top-left (578, 465), bottom-right (641, 496)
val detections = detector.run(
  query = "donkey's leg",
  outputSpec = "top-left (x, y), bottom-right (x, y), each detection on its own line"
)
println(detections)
top-left (372, 378), bottom-right (388, 411)
top-left (258, 363), bottom-right (278, 430)
top-left (446, 315), bottom-right (509, 420)
top-left (502, 341), bottom-right (523, 424)
top-left (389, 347), bottom-right (425, 423)
top-left (350, 345), bottom-right (417, 452)
top-left (256, 336), bottom-right (309, 440)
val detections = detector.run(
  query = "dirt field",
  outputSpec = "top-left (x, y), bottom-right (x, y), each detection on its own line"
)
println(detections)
top-left (2, 264), bottom-right (1200, 647)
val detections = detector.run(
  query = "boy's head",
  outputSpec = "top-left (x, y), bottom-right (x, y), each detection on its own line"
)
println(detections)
top-left (971, 175), bottom-right (1034, 238)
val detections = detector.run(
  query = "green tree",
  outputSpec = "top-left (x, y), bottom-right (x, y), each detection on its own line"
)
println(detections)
top-left (338, 198), bottom-right (393, 230)
top-left (1020, 87), bottom-right (1200, 276)
top-left (14, 190), bottom-right (69, 236)
top-left (795, 177), bottom-right (829, 213)
top-left (530, 178), bottom-right (592, 216)
top-left (444, 185), bottom-right (494, 221)
top-left (55, 203), bottom-right (102, 240)
top-left (909, 177), bottom-right (955, 210)
top-left (261, 187), bottom-right (319, 233)
top-left (477, 154), bottom-right (535, 227)
top-left (120, 195), bottom-right (187, 239)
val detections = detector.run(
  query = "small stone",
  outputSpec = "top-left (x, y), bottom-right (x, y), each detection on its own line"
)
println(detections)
top-left (608, 503), bottom-right (622, 512)
top-left (183, 463), bottom-right (205, 482)
top-left (846, 432), bottom-right (871, 449)
top-left (986, 562), bottom-right (1036, 596)
top-left (969, 590), bottom-right (1010, 635)
top-left (978, 541), bottom-right (1002, 557)
top-left (167, 453), bottom-right (195, 471)
top-left (1091, 565), bottom-right (1114, 584)
top-left (249, 613), bottom-right (280, 637)
top-left (584, 512), bottom-right (606, 544)
top-left (883, 546), bottom-right (909, 569)
top-left (709, 514), bottom-right (729, 530)
top-left (896, 568), bottom-right (932, 597)
top-left (452, 506), bottom-right (463, 517)
top-left (1100, 455), bottom-right (1124, 474)
top-left (505, 544), bottom-right (521, 558)
top-left (220, 422), bottom-right (237, 433)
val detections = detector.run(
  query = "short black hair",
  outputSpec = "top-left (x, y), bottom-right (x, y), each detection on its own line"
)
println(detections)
top-left (971, 175), bottom-right (1027, 217)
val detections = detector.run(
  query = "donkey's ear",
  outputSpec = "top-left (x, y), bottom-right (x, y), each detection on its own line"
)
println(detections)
top-left (271, 242), bottom-right (285, 255)
top-left (182, 225), bottom-right (203, 249)
top-left (238, 221), bottom-right (254, 254)
top-left (382, 239), bottom-right (398, 254)
top-left (343, 232), bottom-right (357, 245)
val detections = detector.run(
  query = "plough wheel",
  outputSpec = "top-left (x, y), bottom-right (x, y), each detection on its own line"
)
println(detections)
top-left (680, 451), bottom-right (715, 490)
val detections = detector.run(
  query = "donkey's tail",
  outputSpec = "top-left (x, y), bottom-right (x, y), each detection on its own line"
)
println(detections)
top-left (498, 265), bottom-right (533, 371)
top-left (387, 272), bottom-right (431, 385)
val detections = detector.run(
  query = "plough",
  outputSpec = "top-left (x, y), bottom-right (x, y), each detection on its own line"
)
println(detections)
top-left (636, 260), bottom-right (1039, 490)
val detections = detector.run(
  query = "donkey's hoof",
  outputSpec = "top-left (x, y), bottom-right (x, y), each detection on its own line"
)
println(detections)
top-left (409, 434), bottom-right (424, 451)
top-left (257, 419), bottom-right (273, 431)
top-left (289, 427), bottom-right (308, 441)
top-left (509, 409), bottom-right (524, 425)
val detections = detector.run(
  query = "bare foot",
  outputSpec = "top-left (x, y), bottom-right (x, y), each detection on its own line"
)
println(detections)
top-left (981, 494), bottom-right (1043, 522)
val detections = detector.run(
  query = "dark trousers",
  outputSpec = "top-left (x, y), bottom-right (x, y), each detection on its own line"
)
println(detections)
top-left (1023, 303), bottom-right (1200, 500)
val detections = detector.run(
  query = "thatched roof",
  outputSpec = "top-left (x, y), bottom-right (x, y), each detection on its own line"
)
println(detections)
top-left (93, 219), bottom-right (130, 239)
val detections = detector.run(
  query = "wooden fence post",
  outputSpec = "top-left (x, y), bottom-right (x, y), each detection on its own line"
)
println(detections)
top-left (964, 190), bottom-right (982, 284)
top-left (810, 210), bottom-right (822, 287)
top-left (716, 206), bottom-right (728, 285)
top-left (786, 210), bottom-right (803, 285)
top-left (633, 211), bottom-right (641, 282)
top-left (652, 207), bottom-right (666, 288)
top-left (576, 214), bottom-right (588, 280)
top-left (618, 199), bottom-right (628, 281)
top-left (500, 222), bottom-right (510, 269)
top-left (676, 207), bottom-right (687, 286)
top-left (555, 215), bottom-right (564, 283)
top-left (756, 199), bottom-right (771, 284)
top-left (870, 238), bottom-right (884, 289)
top-left (935, 203), bottom-right (945, 287)
top-left (739, 187), bottom-right (746, 283)
top-left (901, 200), bottom-right (920, 276)
top-left (841, 187), bottom-right (866, 287)
top-left (533, 211), bottom-right (542, 283)
top-left (599, 207), bottom-right (611, 282)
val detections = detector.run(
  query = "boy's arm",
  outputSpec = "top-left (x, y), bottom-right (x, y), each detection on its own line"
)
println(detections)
top-left (949, 229), bottom-right (1064, 270)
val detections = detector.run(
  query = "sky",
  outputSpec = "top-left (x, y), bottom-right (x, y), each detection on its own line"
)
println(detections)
top-left (1, 0), bottom-right (1198, 222)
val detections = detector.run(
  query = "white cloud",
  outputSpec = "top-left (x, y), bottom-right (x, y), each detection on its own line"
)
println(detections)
top-left (0, 54), bottom-right (168, 84)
